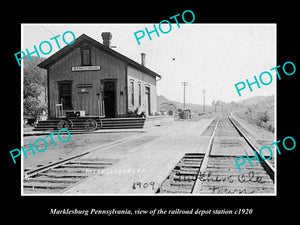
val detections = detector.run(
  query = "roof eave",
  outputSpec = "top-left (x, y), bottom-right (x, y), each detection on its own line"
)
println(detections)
top-left (37, 33), bottom-right (162, 79)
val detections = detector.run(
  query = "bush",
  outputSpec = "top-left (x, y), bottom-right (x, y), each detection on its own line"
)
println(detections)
top-left (24, 96), bottom-right (40, 117)
top-left (256, 111), bottom-right (269, 126)
top-left (268, 124), bottom-right (275, 133)
top-left (247, 107), bottom-right (253, 116)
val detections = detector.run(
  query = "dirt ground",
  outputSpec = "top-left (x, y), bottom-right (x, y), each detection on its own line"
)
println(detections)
top-left (22, 113), bottom-right (218, 171)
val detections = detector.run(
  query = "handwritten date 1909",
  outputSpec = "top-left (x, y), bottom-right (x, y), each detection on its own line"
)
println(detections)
top-left (132, 181), bottom-right (155, 190)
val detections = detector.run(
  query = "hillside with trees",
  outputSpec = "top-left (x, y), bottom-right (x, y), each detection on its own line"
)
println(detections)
top-left (157, 95), bottom-right (216, 114)
top-left (23, 56), bottom-right (47, 118)
top-left (157, 95), bottom-right (240, 114)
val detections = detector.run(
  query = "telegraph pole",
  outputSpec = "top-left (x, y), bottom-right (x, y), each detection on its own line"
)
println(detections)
top-left (181, 82), bottom-right (189, 109)
top-left (200, 90), bottom-right (207, 112)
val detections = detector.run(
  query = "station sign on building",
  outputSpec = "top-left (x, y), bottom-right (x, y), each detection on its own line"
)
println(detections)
top-left (38, 32), bottom-right (162, 118)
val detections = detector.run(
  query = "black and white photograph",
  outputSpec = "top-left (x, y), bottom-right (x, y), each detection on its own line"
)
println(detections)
top-left (21, 23), bottom-right (277, 196)
top-left (4, 5), bottom-right (298, 219)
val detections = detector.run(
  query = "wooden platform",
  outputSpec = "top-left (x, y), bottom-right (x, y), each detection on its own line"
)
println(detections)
top-left (33, 117), bottom-right (146, 131)
top-left (100, 118), bottom-right (145, 129)
top-left (62, 117), bottom-right (216, 194)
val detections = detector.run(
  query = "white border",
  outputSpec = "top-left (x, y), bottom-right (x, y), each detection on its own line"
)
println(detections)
top-left (21, 23), bottom-right (277, 196)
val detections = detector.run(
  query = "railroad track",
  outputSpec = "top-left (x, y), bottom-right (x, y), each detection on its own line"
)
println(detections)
top-left (157, 112), bottom-right (275, 194)
top-left (23, 120), bottom-right (199, 194)
top-left (23, 156), bottom-right (120, 194)
top-left (23, 133), bottom-right (155, 194)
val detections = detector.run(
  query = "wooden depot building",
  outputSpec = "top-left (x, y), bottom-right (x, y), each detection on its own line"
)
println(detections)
top-left (35, 32), bottom-right (162, 131)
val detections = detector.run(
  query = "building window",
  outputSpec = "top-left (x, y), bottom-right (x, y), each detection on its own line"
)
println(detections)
top-left (130, 80), bottom-right (134, 106)
top-left (138, 83), bottom-right (142, 106)
top-left (81, 48), bottom-right (91, 66)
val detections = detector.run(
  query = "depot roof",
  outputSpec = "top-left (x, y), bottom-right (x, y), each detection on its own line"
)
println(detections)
top-left (38, 33), bottom-right (162, 79)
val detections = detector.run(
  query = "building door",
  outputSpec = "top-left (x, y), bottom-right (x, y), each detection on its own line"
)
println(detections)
top-left (145, 86), bottom-right (151, 116)
top-left (58, 81), bottom-right (72, 110)
top-left (102, 80), bottom-right (117, 118)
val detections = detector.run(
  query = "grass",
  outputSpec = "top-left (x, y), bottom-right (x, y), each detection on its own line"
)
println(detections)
top-left (235, 104), bottom-right (275, 133)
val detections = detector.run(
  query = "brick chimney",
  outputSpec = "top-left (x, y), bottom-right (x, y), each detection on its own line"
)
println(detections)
top-left (101, 32), bottom-right (112, 48)
top-left (141, 53), bottom-right (146, 66)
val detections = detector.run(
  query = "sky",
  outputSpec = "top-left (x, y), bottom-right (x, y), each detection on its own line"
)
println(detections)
top-left (22, 23), bottom-right (276, 105)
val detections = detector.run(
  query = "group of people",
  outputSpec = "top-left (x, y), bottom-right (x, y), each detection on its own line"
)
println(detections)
top-left (128, 106), bottom-right (146, 118)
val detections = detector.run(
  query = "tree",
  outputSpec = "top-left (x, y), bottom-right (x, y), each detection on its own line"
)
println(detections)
top-left (23, 70), bottom-right (41, 117)
top-left (229, 101), bottom-right (236, 110)
top-left (247, 107), bottom-right (253, 116)
top-left (212, 100), bottom-right (217, 112)
top-left (215, 100), bottom-right (225, 112)
top-left (211, 100), bottom-right (226, 112)
top-left (23, 56), bottom-right (47, 118)
top-left (257, 110), bottom-right (270, 126)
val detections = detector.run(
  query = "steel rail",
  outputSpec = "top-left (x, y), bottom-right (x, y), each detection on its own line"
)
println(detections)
top-left (23, 133), bottom-right (145, 179)
top-left (227, 112), bottom-right (275, 181)
top-left (192, 112), bottom-right (275, 194)
top-left (192, 113), bottom-right (222, 193)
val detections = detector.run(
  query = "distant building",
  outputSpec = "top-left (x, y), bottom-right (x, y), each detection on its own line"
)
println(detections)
top-left (38, 32), bottom-right (162, 118)
top-left (159, 102), bottom-right (177, 115)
